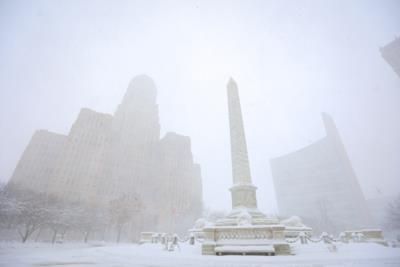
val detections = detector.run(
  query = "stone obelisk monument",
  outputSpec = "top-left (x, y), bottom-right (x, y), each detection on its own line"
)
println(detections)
top-left (217, 78), bottom-right (276, 225)
top-left (227, 77), bottom-right (253, 186)
top-left (201, 78), bottom-right (290, 255)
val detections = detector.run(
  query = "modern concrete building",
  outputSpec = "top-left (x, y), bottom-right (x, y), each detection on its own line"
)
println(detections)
top-left (8, 75), bottom-right (202, 237)
top-left (380, 37), bottom-right (400, 78)
top-left (270, 113), bottom-right (375, 234)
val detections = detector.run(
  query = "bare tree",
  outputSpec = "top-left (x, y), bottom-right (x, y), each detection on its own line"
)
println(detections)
top-left (386, 194), bottom-right (400, 231)
top-left (45, 199), bottom-right (76, 243)
top-left (0, 182), bottom-right (19, 228)
top-left (13, 192), bottom-right (50, 243)
top-left (70, 203), bottom-right (108, 243)
top-left (109, 194), bottom-right (141, 243)
top-left (77, 204), bottom-right (96, 243)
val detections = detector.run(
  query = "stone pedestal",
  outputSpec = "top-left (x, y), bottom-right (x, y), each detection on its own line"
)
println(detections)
top-left (230, 184), bottom-right (257, 208)
top-left (202, 225), bottom-right (290, 255)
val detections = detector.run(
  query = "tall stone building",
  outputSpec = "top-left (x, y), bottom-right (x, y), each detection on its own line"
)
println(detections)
top-left (157, 133), bottom-right (203, 233)
top-left (47, 108), bottom-right (113, 204)
top-left (8, 130), bottom-right (66, 195)
top-left (270, 113), bottom-right (374, 234)
top-left (8, 75), bottom-right (202, 236)
top-left (111, 76), bottom-right (160, 202)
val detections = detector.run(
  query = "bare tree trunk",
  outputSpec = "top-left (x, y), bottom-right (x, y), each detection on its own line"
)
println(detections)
top-left (35, 227), bottom-right (42, 242)
top-left (19, 225), bottom-right (35, 243)
top-left (117, 225), bottom-right (122, 243)
top-left (84, 230), bottom-right (90, 243)
top-left (52, 229), bottom-right (58, 244)
top-left (22, 229), bottom-right (30, 243)
top-left (22, 233), bottom-right (29, 243)
top-left (61, 228), bottom-right (67, 240)
top-left (101, 226), bottom-right (107, 241)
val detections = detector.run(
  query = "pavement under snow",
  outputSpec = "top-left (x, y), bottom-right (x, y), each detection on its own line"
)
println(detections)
top-left (0, 241), bottom-right (399, 267)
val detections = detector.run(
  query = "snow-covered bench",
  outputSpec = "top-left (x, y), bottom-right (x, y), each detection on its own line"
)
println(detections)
top-left (215, 245), bottom-right (275, 256)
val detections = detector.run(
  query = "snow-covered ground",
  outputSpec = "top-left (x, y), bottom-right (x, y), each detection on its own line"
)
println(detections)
top-left (0, 242), bottom-right (399, 267)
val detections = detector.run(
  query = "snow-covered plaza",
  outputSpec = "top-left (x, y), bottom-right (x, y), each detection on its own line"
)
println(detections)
top-left (1, 242), bottom-right (399, 267)
top-left (1, 1), bottom-right (400, 267)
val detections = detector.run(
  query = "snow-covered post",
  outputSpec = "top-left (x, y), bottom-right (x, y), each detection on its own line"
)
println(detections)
top-left (189, 233), bottom-right (195, 245)
top-left (158, 233), bottom-right (162, 243)
top-left (163, 234), bottom-right (169, 250)
top-left (172, 234), bottom-right (180, 251)
top-left (166, 234), bottom-right (178, 251)
top-left (151, 233), bottom-right (158, 243)
top-left (321, 232), bottom-right (330, 244)
top-left (339, 232), bottom-right (347, 243)
top-left (356, 232), bottom-right (365, 243)
top-left (161, 233), bottom-right (166, 245)
top-left (351, 232), bottom-right (357, 243)
top-left (299, 231), bottom-right (307, 244)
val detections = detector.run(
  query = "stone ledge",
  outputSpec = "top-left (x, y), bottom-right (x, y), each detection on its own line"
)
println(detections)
top-left (215, 245), bottom-right (275, 256)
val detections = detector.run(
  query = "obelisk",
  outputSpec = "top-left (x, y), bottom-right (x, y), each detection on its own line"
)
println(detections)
top-left (227, 78), bottom-right (258, 210)
top-left (201, 78), bottom-right (290, 255)
top-left (219, 78), bottom-right (276, 224)
top-left (227, 77), bottom-right (253, 185)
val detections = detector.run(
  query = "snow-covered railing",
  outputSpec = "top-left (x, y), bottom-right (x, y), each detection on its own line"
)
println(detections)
top-left (178, 235), bottom-right (190, 243)
top-left (286, 232), bottom-right (350, 245)
top-left (145, 232), bottom-right (200, 251)
top-left (285, 237), bottom-right (300, 243)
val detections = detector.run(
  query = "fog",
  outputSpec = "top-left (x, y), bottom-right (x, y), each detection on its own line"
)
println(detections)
top-left (1, 0), bottom-right (399, 216)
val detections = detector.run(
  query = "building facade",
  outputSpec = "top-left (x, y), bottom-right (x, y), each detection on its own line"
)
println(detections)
top-left (8, 130), bottom-right (66, 195)
top-left (270, 113), bottom-right (374, 234)
top-left (8, 75), bottom-right (202, 237)
top-left (381, 37), bottom-right (400, 78)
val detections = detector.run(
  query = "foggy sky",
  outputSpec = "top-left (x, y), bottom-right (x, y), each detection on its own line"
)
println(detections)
top-left (1, 0), bottom-right (399, 213)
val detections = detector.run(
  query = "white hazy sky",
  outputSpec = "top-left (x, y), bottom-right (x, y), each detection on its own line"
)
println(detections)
top-left (1, 0), bottom-right (399, 213)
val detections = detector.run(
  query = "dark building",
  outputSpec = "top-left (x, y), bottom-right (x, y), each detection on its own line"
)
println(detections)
top-left (380, 37), bottom-right (400, 78)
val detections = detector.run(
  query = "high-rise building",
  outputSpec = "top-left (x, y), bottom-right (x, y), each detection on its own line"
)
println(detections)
top-left (111, 76), bottom-right (160, 201)
top-left (8, 130), bottom-right (66, 195)
top-left (380, 37), bottom-right (400, 78)
top-left (157, 133), bottom-right (203, 233)
top-left (7, 75), bottom-right (202, 237)
top-left (270, 113), bottom-right (374, 233)
top-left (47, 108), bottom-right (113, 204)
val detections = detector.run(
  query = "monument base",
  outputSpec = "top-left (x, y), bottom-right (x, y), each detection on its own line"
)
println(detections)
top-left (280, 216), bottom-right (313, 238)
top-left (201, 183), bottom-right (292, 255)
top-left (201, 224), bottom-right (291, 255)
top-left (216, 207), bottom-right (280, 226)
top-left (202, 207), bottom-right (291, 255)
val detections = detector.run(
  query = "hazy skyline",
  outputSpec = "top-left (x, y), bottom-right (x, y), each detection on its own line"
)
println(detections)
top-left (1, 0), bottom-right (400, 213)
